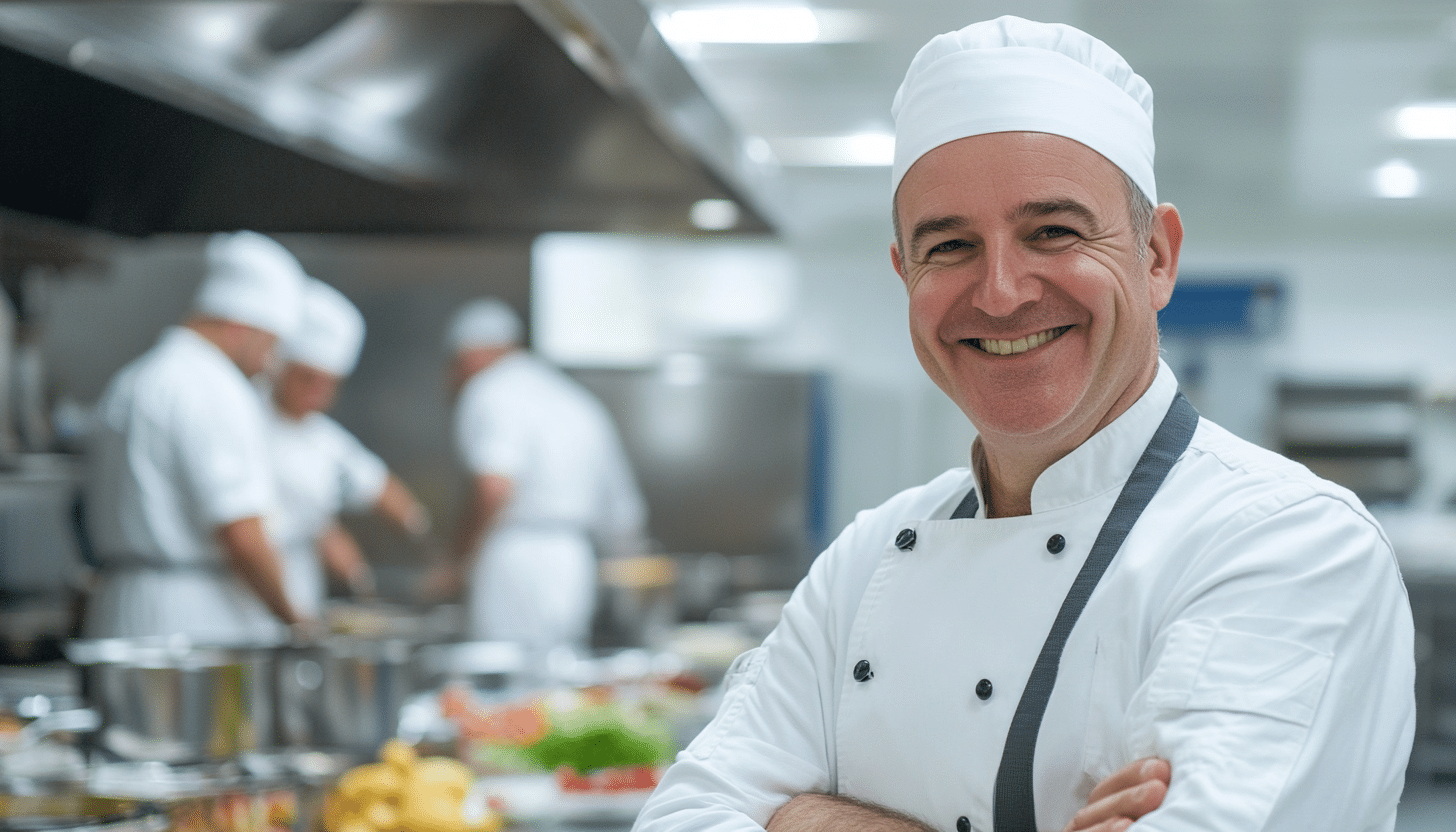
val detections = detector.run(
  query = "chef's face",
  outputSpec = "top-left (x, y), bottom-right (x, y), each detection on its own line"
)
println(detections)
top-left (235, 326), bottom-right (279, 378)
top-left (891, 131), bottom-right (1181, 449)
top-left (275, 361), bottom-right (341, 419)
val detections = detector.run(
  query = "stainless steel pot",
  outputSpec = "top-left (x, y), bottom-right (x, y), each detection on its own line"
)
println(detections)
top-left (65, 639), bottom-right (274, 764)
top-left (271, 636), bottom-right (417, 755)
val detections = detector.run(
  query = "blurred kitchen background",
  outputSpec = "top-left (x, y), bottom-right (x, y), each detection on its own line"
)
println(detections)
top-left (2, 0), bottom-right (1456, 826)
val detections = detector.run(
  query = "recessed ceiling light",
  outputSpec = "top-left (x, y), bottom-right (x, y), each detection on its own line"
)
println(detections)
top-left (657, 6), bottom-right (819, 44)
top-left (690, 198), bottom-right (741, 230)
top-left (1392, 103), bottom-right (1456, 140)
top-left (1372, 159), bottom-right (1421, 199)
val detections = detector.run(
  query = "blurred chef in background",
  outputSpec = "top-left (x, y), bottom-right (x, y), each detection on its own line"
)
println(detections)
top-left (434, 297), bottom-right (647, 658)
top-left (265, 277), bottom-right (433, 620)
top-left (83, 231), bottom-right (307, 643)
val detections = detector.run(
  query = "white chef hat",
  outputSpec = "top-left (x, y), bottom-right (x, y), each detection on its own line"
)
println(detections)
top-left (447, 298), bottom-right (522, 352)
top-left (282, 278), bottom-right (366, 377)
top-left (193, 231), bottom-right (307, 338)
top-left (891, 15), bottom-right (1156, 205)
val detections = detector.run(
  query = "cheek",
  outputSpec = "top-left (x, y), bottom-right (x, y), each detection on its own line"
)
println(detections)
top-left (905, 270), bottom-right (961, 333)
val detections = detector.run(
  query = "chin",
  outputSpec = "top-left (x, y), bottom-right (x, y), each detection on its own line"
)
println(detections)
top-left (963, 388), bottom-right (1087, 441)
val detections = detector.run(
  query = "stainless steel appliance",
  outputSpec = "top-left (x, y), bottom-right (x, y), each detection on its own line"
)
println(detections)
top-left (271, 636), bottom-right (416, 756)
top-left (0, 1), bottom-right (783, 237)
top-left (570, 364), bottom-right (830, 598)
top-left (65, 640), bottom-right (275, 765)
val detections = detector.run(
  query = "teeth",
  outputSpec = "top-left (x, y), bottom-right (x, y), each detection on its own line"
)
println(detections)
top-left (975, 327), bottom-right (1066, 356)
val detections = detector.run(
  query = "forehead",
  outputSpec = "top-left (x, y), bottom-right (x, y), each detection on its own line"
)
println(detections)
top-left (894, 131), bottom-right (1127, 225)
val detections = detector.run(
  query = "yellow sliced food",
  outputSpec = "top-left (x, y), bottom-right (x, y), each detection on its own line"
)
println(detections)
top-left (379, 738), bottom-right (418, 773)
top-left (408, 757), bottom-right (473, 799)
top-left (337, 762), bottom-right (404, 802)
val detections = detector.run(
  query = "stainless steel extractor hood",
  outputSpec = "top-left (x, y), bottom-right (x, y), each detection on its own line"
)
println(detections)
top-left (0, 1), bottom-right (783, 237)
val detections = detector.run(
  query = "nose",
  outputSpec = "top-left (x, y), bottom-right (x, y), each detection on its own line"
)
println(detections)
top-left (970, 241), bottom-right (1041, 318)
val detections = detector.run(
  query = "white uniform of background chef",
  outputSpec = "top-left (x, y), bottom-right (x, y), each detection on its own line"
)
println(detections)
top-left (441, 298), bottom-right (647, 657)
top-left (84, 231), bottom-right (307, 643)
top-left (636, 16), bottom-right (1414, 832)
top-left (266, 278), bottom-right (432, 619)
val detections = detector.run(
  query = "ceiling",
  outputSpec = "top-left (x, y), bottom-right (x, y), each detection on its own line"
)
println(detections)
top-left (4, 1), bottom-right (1455, 247)
top-left (642, 0), bottom-right (1456, 242)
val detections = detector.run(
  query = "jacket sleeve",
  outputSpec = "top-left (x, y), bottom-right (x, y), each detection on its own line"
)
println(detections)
top-left (1127, 490), bottom-right (1415, 832)
top-left (633, 515), bottom-right (883, 831)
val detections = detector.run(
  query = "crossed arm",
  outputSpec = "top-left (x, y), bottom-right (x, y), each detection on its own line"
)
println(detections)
top-left (766, 759), bottom-right (1170, 832)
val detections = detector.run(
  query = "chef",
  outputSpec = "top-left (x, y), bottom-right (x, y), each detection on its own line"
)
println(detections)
top-left (437, 297), bottom-right (647, 659)
top-left (635, 16), bottom-right (1414, 832)
top-left (84, 231), bottom-right (307, 643)
top-left (265, 277), bottom-right (433, 619)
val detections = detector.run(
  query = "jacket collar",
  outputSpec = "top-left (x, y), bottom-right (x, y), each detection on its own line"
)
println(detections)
top-left (968, 358), bottom-right (1180, 516)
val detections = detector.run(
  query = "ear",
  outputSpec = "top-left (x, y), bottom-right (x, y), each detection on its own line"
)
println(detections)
top-left (890, 242), bottom-right (908, 285)
top-left (1146, 204), bottom-right (1183, 311)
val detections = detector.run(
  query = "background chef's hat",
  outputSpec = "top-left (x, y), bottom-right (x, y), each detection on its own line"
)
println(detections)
top-left (447, 297), bottom-right (522, 352)
top-left (193, 231), bottom-right (307, 338)
top-left (891, 15), bottom-right (1156, 205)
top-left (283, 278), bottom-right (366, 377)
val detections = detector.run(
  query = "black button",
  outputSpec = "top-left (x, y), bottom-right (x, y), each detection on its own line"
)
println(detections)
top-left (1046, 534), bottom-right (1066, 554)
top-left (895, 528), bottom-right (916, 550)
top-left (956, 816), bottom-right (971, 832)
top-left (975, 678), bottom-right (993, 700)
top-left (853, 660), bottom-right (874, 682)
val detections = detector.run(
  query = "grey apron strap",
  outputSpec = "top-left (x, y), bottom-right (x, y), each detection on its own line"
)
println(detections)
top-left (950, 488), bottom-right (980, 520)
top-left (993, 392), bottom-right (1199, 832)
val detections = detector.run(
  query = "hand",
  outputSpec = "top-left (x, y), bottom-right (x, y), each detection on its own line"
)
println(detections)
top-left (1062, 757), bottom-right (1170, 832)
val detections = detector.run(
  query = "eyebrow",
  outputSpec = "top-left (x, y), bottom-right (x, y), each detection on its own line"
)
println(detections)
top-left (907, 198), bottom-right (1104, 255)
top-left (1009, 198), bottom-right (1101, 229)
top-left (908, 215), bottom-right (968, 253)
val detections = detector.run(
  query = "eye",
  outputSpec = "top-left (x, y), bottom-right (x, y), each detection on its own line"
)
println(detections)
top-left (924, 238), bottom-right (975, 258)
top-left (1034, 225), bottom-right (1078, 240)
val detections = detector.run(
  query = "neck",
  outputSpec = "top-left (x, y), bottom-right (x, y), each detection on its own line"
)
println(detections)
top-left (186, 318), bottom-right (240, 364)
top-left (973, 359), bottom-right (1161, 518)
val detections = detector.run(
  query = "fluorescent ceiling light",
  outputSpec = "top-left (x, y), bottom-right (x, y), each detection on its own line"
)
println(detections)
top-left (658, 6), bottom-right (819, 44)
top-left (1372, 159), bottom-right (1421, 199)
top-left (1392, 103), bottom-right (1456, 139)
top-left (771, 132), bottom-right (894, 167)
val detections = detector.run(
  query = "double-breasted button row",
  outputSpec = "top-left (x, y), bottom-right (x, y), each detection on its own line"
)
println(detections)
top-left (896, 527), bottom-right (1064, 555)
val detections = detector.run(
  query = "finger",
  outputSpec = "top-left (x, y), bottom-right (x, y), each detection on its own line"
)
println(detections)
top-left (1068, 777), bottom-right (1168, 831)
top-left (1086, 757), bottom-right (1170, 804)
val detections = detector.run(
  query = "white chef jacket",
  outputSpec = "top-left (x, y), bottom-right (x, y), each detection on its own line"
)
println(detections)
top-left (636, 360), bottom-right (1414, 832)
top-left (455, 351), bottom-right (646, 649)
top-left (84, 326), bottom-right (284, 643)
top-left (266, 403), bottom-right (389, 617)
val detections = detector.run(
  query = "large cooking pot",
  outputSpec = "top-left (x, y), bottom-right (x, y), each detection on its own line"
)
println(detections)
top-left (271, 636), bottom-right (417, 755)
top-left (64, 639), bottom-right (274, 764)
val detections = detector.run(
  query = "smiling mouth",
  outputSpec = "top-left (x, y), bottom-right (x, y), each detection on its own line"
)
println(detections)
top-left (965, 325), bottom-right (1072, 356)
